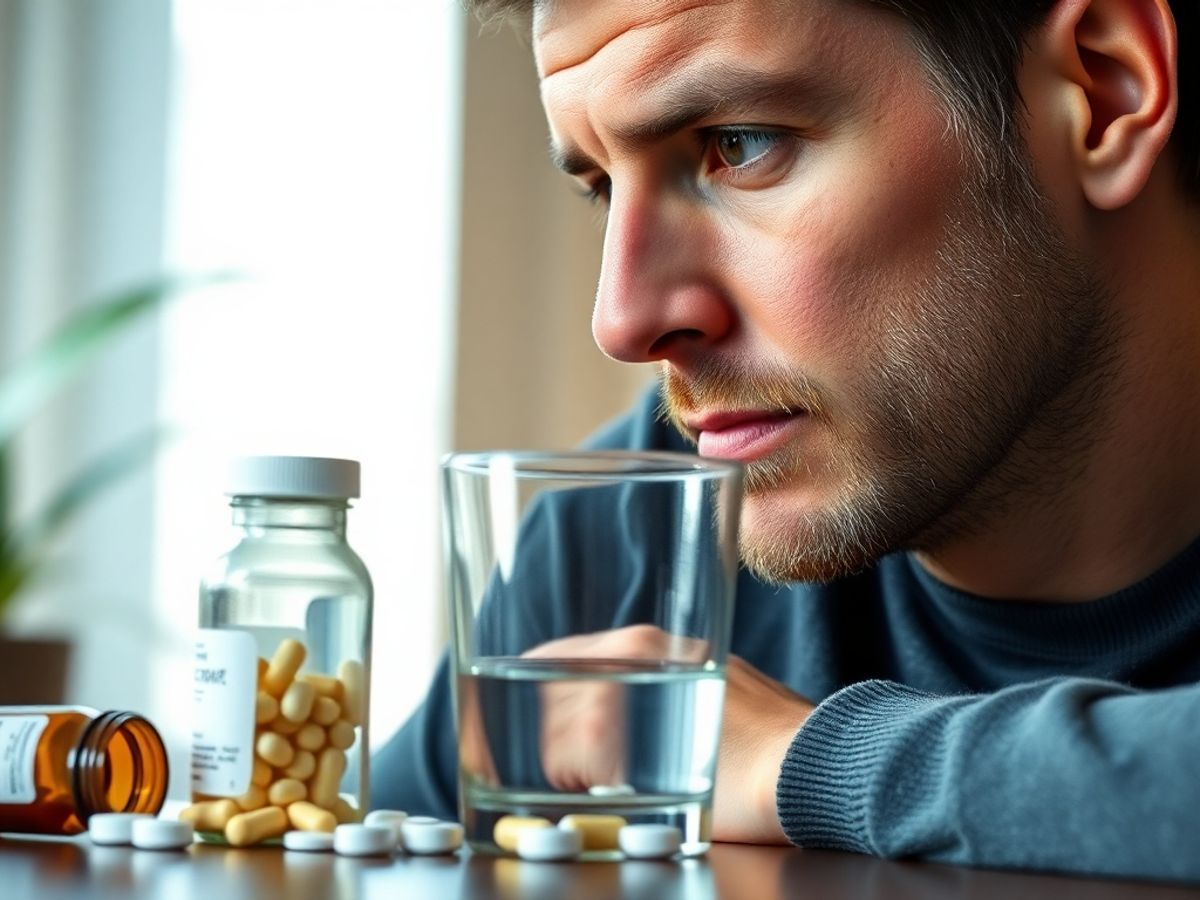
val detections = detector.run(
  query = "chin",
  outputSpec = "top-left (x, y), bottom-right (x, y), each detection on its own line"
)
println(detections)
top-left (737, 479), bottom-right (892, 585)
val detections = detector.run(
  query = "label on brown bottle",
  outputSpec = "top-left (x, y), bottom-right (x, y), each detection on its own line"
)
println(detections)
top-left (0, 714), bottom-right (48, 804)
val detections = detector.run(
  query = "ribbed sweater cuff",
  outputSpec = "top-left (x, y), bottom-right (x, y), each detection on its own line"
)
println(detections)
top-left (776, 679), bottom-right (940, 852)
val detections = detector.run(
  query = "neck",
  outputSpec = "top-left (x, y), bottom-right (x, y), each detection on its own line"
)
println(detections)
top-left (917, 172), bottom-right (1200, 602)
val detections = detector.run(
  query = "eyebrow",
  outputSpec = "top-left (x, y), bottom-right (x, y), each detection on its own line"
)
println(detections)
top-left (549, 65), bottom-right (836, 176)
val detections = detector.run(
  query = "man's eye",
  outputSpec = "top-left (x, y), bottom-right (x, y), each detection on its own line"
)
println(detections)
top-left (711, 129), bottom-right (780, 169)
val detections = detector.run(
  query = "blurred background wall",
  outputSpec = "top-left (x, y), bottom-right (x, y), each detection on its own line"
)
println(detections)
top-left (0, 0), bottom-right (650, 798)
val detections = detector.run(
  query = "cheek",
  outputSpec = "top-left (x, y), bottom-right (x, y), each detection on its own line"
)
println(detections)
top-left (719, 120), bottom-right (964, 380)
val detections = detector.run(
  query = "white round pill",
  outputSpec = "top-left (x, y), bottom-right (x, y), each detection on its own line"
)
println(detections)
top-left (362, 809), bottom-right (407, 847)
top-left (283, 830), bottom-right (335, 852)
top-left (400, 819), bottom-right (463, 855)
top-left (333, 824), bottom-right (395, 857)
top-left (130, 818), bottom-right (194, 851)
top-left (516, 824), bottom-right (583, 862)
top-left (88, 813), bottom-right (154, 846)
top-left (617, 824), bottom-right (682, 859)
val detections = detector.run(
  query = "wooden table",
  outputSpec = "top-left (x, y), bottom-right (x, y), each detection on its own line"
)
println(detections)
top-left (2, 836), bottom-right (1197, 899)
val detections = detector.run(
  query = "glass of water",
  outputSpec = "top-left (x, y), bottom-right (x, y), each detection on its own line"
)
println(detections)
top-left (441, 451), bottom-right (742, 858)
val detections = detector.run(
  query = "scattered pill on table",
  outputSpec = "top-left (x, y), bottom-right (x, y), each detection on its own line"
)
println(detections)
top-left (88, 813), bottom-right (153, 846)
top-left (131, 818), bottom-right (194, 851)
top-left (283, 830), bottom-right (334, 852)
top-left (400, 819), bottom-right (463, 855)
top-left (363, 810), bottom-right (407, 846)
top-left (333, 824), bottom-right (395, 857)
top-left (517, 825), bottom-right (583, 862)
top-left (617, 824), bottom-right (683, 859)
top-left (493, 815), bottom-right (551, 852)
top-left (557, 814), bottom-right (627, 851)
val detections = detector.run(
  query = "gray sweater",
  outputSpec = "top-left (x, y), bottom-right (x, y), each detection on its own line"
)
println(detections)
top-left (372, 385), bottom-right (1200, 882)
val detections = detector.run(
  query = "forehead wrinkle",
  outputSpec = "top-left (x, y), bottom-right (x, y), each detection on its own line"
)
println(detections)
top-left (537, 0), bottom-right (733, 78)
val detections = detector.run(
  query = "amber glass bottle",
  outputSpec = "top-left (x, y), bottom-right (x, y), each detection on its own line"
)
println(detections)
top-left (0, 706), bottom-right (168, 835)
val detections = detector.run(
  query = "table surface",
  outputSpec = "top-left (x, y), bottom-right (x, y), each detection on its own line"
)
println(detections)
top-left (2, 836), bottom-right (1198, 899)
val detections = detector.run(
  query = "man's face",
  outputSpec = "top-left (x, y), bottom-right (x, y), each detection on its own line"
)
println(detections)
top-left (536, 0), bottom-right (1111, 583)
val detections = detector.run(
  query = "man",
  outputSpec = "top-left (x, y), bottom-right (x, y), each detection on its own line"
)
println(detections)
top-left (374, 0), bottom-right (1200, 881)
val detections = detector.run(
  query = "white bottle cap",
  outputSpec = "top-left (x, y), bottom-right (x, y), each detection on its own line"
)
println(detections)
top-left (227, 456), bottom-right (360, 500)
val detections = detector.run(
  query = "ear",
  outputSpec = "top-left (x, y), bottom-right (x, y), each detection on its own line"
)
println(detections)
top-left (1038, 0), bottom-right (1178, 210)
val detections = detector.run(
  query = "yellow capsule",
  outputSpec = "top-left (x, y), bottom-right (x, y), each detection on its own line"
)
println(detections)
top-left (287, 800), bottom-right (336, 833)
top-left (337, 659), bottom-right (365, 726)
top-left (270, 716), bottom-right (302, 736)
top-left (300, 673), bottom-right (343, 701)
top-left (310, 696), bottom-right (341, 726)
top-left (267, 777), bottom-right (307, 806)
top-left (225, 806), bottom-right (288, 847)
top-left (309, 747), bottom-right (347, 809)
top-left (493, 815), bottom-right (551, 852)
top-left (295, 723), bottom-right (326, 752)
top-left (282, 749), bottom-right (316, 781)
top-left (557, 814), bottom-right (627, 850)
top-left (234, 784), bottom-right (267, 811)
top-left (280, 680), bottom-right (316, 723)
top-left (326, 720), bottom-right (356, 751)
top-left (251, 757), bottom-right (273, 788)
top-left (255, 691), bottom-right (279, 724)
top-left (263, 638), bottom-right (307, 698)
top-left (256, 731), bottom-right (295, 768)
top-left (179, 799), bottom-right (240, 832)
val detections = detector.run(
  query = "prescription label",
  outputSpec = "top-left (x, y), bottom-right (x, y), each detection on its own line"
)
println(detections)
top-left (192, 629), bottom-right (256, 796)
top-left (0, 714), bottom-right (48, 804)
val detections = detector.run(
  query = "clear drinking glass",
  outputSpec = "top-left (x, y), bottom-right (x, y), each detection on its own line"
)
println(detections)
top-left (442, 451), bottom-right (742, 858)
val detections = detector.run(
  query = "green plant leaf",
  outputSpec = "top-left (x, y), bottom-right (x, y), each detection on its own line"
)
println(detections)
top-left (0, 272), bottom-right (235, 449)
top-left (0, 428), bottom-right (171, 617)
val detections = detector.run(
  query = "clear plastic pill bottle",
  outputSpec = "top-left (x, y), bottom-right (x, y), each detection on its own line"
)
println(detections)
top-left (193, 456), bottom-right (373, 842)
top-left (0, 706), bottom-right (168, 835)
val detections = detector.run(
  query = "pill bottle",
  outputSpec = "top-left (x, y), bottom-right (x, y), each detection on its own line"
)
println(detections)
top-left (0, 706), bottom-right (168, 835)
top-left (191, 456), bottom-right (373, 844)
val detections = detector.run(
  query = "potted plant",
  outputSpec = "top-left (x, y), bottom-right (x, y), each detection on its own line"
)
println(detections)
top-left (0, 274), bottom-right (227, 702)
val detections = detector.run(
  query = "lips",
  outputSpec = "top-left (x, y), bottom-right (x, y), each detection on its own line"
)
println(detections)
top-left (689, 410), bottom-right (806, 462)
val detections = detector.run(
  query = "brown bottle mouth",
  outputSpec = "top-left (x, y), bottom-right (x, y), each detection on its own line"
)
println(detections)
top-left (72, 710), bottom-right (169, 821)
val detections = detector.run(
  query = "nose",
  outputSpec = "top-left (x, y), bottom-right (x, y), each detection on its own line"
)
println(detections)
top-left (591, 188), bottom-right (735, 365)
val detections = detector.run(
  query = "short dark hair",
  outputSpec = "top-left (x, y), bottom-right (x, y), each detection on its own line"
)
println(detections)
top-left (468, 0), bottom-right (1199, 201)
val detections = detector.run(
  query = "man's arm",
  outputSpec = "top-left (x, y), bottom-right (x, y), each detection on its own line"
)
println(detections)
top-left (776, 677), bottom-right (1200, 881)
